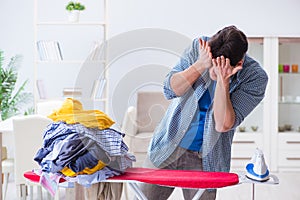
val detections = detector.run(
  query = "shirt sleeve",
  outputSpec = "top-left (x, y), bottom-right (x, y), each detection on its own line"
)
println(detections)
top-left (230, 60), bottom-right (269, 129)
top-left (163, 37), bottom-right (208, 99)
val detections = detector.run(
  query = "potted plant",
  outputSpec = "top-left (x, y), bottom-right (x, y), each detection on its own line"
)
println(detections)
top-left (66, 1), bottom-right (86, 22)
top-left (0, 51), bottom-right (33, 120)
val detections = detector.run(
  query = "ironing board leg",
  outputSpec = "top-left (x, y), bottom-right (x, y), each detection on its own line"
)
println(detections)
top-left (128, 183), bottom-right (148, 200)
top-left (252, 183), bottom-right (255, 200)
top-left (191, 189), bottom-right (205, 200)
top-left (126, 183), bottom-right (204, 200)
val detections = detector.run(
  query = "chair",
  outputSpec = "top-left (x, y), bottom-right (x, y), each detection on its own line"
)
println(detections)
top-left (36, 100), bottom-right (64, 116)
top-left (12, 115), bottom-right (52, 200)
top-left (121, 91), bottom-right (169, 167)
top-left (2, 146), bottom-right (14, 200)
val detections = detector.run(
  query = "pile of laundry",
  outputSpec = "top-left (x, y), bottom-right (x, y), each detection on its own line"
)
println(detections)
top-left (33, 98), bottom-right (136, 195)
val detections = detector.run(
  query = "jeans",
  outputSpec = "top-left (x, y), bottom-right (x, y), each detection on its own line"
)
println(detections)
top-left (136, 147), bottom-right (217, 200)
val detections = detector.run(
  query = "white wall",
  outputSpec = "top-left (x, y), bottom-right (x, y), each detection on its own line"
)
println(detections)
top-left (108, 0), bottom-right (300, 37)
top-left (1, 0), bottom-right (300, 125)
top-left (0, 0), bottom-right (35, 91)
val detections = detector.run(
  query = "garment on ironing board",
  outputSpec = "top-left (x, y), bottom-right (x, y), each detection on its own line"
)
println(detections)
top-left (34, 121), bottom-right (135, 175)
top-left (48, 98), bottom-right (115, 129)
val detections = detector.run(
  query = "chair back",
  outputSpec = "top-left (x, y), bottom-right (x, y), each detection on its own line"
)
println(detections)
top-left (13, 115), bottom-right (52, 185)
top-left (136, 91), bottom-right (169, 133)
top-left (36, 100), bottom-right (64, 116)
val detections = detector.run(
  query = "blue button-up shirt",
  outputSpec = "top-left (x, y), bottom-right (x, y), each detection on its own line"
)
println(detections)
top-left (148, 36), bottom-right (268, 172)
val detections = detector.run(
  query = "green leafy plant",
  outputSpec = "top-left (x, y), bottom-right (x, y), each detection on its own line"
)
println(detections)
top-left (66, 1), bottom-right (85, 11)
top-left (0, 51), bottom-right (33, 120)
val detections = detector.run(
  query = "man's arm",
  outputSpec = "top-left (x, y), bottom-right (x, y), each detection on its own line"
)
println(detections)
top-left (212, 56), bottom-right (242, 132)
top-left (170, 39), bottom-right (212, 96)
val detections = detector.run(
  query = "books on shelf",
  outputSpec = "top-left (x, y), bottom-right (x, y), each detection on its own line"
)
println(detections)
top-left (37, 40), bottom-right (63, 61)
top-left (63, 88), bottom-right (82, 97)
top-left (91, 79), bottom-right (106, 99)
top-left (36, 79), bottom-right (47, 99)
top-left (88, 41), bottom-right (103, 61)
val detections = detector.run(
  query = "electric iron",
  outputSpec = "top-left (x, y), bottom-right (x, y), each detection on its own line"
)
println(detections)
top-left (245, 148), bottom-right (269, 182)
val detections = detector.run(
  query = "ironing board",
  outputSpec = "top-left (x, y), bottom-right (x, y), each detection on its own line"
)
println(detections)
top-left (24, 167), bottom-right (279, 200)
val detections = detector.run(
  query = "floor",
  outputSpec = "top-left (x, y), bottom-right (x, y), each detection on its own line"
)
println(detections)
top-left (3, 172), bottom-right (300, 200)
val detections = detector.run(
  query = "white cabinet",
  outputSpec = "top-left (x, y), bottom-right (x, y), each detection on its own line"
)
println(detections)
top-left (33, 0), bottom-right (108, 112)
top-left (278, 133), bottom-right (300, 170)
top-left (278, 38), bottom-right (300, 130)
top-left (276, 37), bottom-right (300, 171)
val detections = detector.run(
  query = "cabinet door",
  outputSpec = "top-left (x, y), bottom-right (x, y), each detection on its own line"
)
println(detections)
top-left (277, 37), bottom-right (300, 170)
top-left (278, 38), bottom-right (300, 132)
top-left (278, 133), bottom-right (300, 168)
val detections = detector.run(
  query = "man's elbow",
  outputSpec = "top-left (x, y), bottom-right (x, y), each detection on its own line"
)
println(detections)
top-left (215, 123), bottom-right (233, 133)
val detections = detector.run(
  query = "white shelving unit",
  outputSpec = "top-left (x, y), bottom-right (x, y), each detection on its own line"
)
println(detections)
top-left (277, 37), bottom-right (300, 172)
top-left (33, 0), bottom-right (108, 112)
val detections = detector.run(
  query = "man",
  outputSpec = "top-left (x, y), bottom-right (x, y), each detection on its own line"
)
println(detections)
top-left (141, 26), bottom-right (268, 200)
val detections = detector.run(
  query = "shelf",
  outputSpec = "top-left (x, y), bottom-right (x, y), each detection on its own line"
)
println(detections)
top-left (279, 37), bottom-right (300, 44)
top-left (34, 0), bottom-right (109, 113)
top-left (279, 73), bottom-right (300, 76)
top-left (35, 60), bottom-right (105, 64)
top-left (247, 37), bottom-right (263, 44)
top-left (235, 131), bottom-right (262, 134)
top-left (279, 101), bottom-right (300, 104)
top-left (36, 21), bottom-right (106, 26)
top-left (93, 98), bottom-right (107, 102)
top-left (278, 131), bottom-right (300, 134)
top-left (37, 97), bottom-right (108, 102)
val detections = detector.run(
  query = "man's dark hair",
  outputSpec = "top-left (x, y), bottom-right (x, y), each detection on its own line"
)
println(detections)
top-left (209, 25), bottom-right (248, 66)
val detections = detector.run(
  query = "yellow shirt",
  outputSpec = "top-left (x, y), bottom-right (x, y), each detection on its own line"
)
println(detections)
top-left (61, 160), bottom-right (106, 177)
top-left (48, 98), bottom-right (114, 129)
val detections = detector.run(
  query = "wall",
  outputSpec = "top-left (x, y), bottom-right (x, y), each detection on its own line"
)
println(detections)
top-left (0, 0), bottom-right (34, 91)
top-left (108, 0), bottom-right (300, 37)
top-left (0, 0), bottom-right (300, 125)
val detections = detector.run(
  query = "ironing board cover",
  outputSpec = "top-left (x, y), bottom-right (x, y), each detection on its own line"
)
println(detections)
top-left (24, 167), bottom-right (239, 189)
top-left (24, 171), bottom-right (66, 183)
top-left (110, 167), bottom-right (239, 188)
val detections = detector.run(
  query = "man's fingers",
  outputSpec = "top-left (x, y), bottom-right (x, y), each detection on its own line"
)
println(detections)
top-left (209, 51), bottom-right (212, 59)
top-left (221, 56), bottom-right (225, 68)
top-left (225, 58), bottom-right (230, 67)
top-left (212, 58), bottom-right (217, 66)
top-left (216, 57), bottom-right (221, 66)
top-left (206, 45), bottom-right (211, 53)
top-left (205, 40), bottom-right (209, 49)
top-left (199, 39), bottom-right (204, 48)
top-left (199, 38), bottom-right (211, 51)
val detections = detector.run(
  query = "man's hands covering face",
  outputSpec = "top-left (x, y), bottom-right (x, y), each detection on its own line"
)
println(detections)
top-left (212, 56), bottom-right (242, 82)
top-left (193, 38), bottom-right (242, 81)
top-left (193, 39), bottom-right (213, 71)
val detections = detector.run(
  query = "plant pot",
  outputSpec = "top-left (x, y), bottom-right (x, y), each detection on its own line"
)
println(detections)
top-left (68, 10), bottom-right (80, 22)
